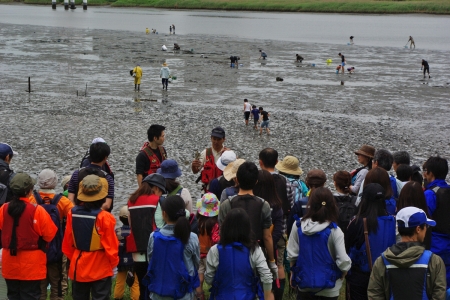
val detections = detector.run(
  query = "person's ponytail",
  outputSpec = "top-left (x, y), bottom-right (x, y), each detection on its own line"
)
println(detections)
top-left (7, 195), bottom-right (26, 218)
top-left (163, 195), bottom-right (191, 244)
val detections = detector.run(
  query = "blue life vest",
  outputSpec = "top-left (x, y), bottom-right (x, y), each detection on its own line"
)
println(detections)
top-left (292, 217), bottom-right (342, 290)
top-left (390, 175), bottom-right (398, 199)
top-left (117, 225), bottom-right (134, 270)
top-left (209, 242), bottom-right (264, 300)
top-left (385, 197), bottom-right (397, 216)
top-left (145, 230), bottom-right (199, 299)
top-left (71, 206), bottom-right (103, 251)
top-left (349, 216), bottom-right (396, 273)
top-left (382, 250), bottom-right (432, 300)
top-left (34, 191), bottom-right (63, 263)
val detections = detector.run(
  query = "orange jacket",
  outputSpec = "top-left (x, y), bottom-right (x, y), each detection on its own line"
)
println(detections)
top-left (0, 197), bottom-right (57, 280)
top-left (30, 191), bottom-right (74, 219)
top-left (62, 209), bottom-right (119, 282)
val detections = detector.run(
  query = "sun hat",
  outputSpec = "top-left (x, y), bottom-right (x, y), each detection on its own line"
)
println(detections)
top-left (9, 173), bottom-right (36, 196)
top-left (142, 173), bottom-right (167, 193)
top-left (210, 127), bottom-right (225, 139)
top-left (223, 159), bottom-right (246, 181)
top-left (354, 145), bottom-right (375, 158)
top-left (77, 175), bottom-right (108, 202)
top-left (362, 183), bottom-right (385, 202)
top-left (37, 169), bottom-right (58, 189)
top-left (162, 62), bottom-right (168, 66)
top-left (157, 159), bottom-right (182, 179)
top-left (0, 143), bottom-right (18, 158)
top-left (275, 156), bottom-right (303, 176)
top-left (397, 206), bottom-right (436, 228)
top-left (216, 150), bottom-right (237, 171)
top-left (61, 175), bottom-right (72, 189)
top-left (306, 169), bottom-right (327, 187)
top-left (91, 137), bottom-right (106, 144)
top-left (196, 192), bottom-right (220, 217)
top-left (119, 205), bottom-right (129, 218)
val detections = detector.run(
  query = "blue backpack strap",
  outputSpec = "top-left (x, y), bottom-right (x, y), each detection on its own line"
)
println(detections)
top-left (33, 190), bottom-right (43, 204)
top-left (51, 194), bottom-right (63, 206)
top-left (293, 214), bottom-right (301, 227)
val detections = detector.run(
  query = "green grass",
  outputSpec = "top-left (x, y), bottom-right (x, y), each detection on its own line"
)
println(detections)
top-left (12, 0), bottom-right (450, 14)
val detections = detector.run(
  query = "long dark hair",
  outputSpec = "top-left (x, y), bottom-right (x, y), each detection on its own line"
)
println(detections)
top-left (356, 185), bottom-right (388, 234)
top-left (162, 195), bottom-right (190, 244)
top-left (253, 170), bottom-right (282, 209)
top-left (397, 181), bottom-right (430, 217)
top-left (220, 208), bottom-right (258, 252)
top-left (165, 178), bottom-right (180, 194)
top-left (197, 214), bottom-right (218, 237)
top-left (8, 186), bottom-right (33, 219)
top-left (303, 187), bottom-right (338, 224)
top-left (128, 182), bottom-right (156, 204)
top-left (364, 168), bottom-right (393, 200)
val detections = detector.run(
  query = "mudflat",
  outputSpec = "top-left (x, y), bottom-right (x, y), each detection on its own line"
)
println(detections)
top-left (1, 23), bottom-right (449, 214)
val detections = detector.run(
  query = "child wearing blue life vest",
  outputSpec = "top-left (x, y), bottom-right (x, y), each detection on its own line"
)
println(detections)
top-left (113, 205), bottom-right (140, 300)
top-left (287, 187), bottom-right (351, 299)
top-left (145, 195), bottom-right (200, 300)
top-left (205, 208), bottom-right (274, 300)
top-left (196, 193), bottom-right (220, 298)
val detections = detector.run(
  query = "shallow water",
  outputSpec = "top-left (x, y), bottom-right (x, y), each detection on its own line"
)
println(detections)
top-left (1, 4), bottom-right (450, 50)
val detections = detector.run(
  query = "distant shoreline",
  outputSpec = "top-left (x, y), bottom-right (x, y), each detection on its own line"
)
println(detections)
top-left (4, 0), bottom-right (450, 14)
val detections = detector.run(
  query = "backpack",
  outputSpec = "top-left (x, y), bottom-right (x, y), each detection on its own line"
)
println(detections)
top-left (0, 169), bottom-right (14, 205)
top-left (430, 186), bottom-right (450, 235)
top-left (287, 178), bottom-right (309, 202)
top-left (33, 191), bottom-right (64, 264)
top-left (334, 195), bottom-right (357, 234)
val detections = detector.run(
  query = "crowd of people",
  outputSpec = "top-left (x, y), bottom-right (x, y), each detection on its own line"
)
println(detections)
top-left (0, 123), bottom-right (449, 300)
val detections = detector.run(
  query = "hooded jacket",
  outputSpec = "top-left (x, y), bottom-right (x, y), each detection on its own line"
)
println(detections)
top-left (287, 218), bottom-right (351, 297)
top-left (368, 242), bottom-right (446, 300)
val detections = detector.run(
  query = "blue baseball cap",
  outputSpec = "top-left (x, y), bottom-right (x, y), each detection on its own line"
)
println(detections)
top-left (397, 207), bottom-right (436, 228)
top-left (0, 143), bottom-right (18, 158)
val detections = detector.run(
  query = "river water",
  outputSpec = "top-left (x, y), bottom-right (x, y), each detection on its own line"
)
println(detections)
top-left (1, 4), bottom-right (450, 50)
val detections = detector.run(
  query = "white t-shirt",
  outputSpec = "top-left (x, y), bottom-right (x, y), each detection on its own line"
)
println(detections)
top-left (244, 102), bottom-right (252, 112)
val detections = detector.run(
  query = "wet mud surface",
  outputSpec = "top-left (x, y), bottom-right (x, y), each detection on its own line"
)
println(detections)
top-left (1, 23), bottom-right (449, 215)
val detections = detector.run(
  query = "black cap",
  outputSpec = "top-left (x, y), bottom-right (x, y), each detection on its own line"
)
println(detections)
top-left (211, 127), bottom-right (225, 139)
top-left (362, 183), bottom-right (385, 202)
top-left (143, 173), bottom-right (166, 193)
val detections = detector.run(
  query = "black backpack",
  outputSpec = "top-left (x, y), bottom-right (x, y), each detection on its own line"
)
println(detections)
top-left (334, 195), bottom-right (357, 234)
top-left (430, 186), bottom-right (450, 235)
top-left (0, 169), bottom-right (14, 206)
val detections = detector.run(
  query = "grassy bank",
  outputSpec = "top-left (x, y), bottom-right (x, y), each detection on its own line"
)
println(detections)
top-left (15, 0), bottom-right (450, 14)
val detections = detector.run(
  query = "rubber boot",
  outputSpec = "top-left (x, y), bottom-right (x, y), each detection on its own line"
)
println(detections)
top-left (135, 84), bottom-right (137, 91)
top-left (273, 280), bottom-right (284, 300)
top-left (137, 84), bottom-right (140, 91)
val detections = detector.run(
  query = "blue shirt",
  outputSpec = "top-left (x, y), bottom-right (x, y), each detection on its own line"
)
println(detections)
top-left (251, 108), bottom-right (260, 120)
top-left (425, 179), bottom-right (449, 215)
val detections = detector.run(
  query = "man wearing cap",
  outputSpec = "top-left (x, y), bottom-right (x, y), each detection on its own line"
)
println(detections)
top-left (29, 169), bottom-right (73, 300)
top-left (0, 143), bottom-right (17, 204)
top-left (191, 127), bottom-right (229, 192)
top-left (68, 142), bottom-right (115, 211)
top-left (80, 138), bottom-right (114, 178)
top-left (136, 124), bottom-right (167, 187)
top-left (368, 207), bottom-right (446, 299)
top-left (208, 150), bottom-right (237, 199)
top-left (0, 173), bottom-right (57, 298)
top-left (133, 64), bottom-right (143, 92)
top-left (63, 175), bottom-right (119, 299)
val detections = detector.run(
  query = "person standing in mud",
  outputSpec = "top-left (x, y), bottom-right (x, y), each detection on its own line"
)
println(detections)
top-left (191, 127), bottom-right (229, 192)
top-left (132, 64), bottom-right (143, 92)
top-left (408, 36), bottom-right (415, 49)
top-left (169, 25), bottom-right (172, 34)
top-left (136, 124), bottom-right (167, 187)
top-left (172, 24), bottom-right (175, 34)
top-left (338, 53), bottom-right (346, 74)
top-left (350, 36), bottom-right (354, 44)
top-left (160, 62), bottom-right (170, 90)
top-left (259, 49), bottom-right (267, 60)
top-left (421, 59), bottom-right (430, 78)
top-left (244, 99), bottom-right (252, 126)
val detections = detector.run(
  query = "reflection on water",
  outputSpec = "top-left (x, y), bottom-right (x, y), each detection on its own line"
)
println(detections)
top-left (0, 4), bottom-right (449, 50)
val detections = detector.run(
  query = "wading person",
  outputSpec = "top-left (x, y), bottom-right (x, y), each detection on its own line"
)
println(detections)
top-left (368, 207), bottom-right (446, 299)
top-left (259, 49), bottom-right (267, 60)
top-left (296, 54), bottom-right (304, 62)
top-left (62, 175), bottom-right (119, 300)
top-left (0, 173), bottom-right (57, 299)
top-left (350, 36), bottom-right (354, 44)
top-left (160, 62), bottom-right (170, 90)
top-left (135, 124), bottom-right (167, 187)
top-left (421, 59), bottom-right (431, 78)
top-left (244, 98), bottom-right (252, 126)
top-left (191, 127), bottom-right (229, 192)
top-left (408, 36), bottom-right (415, 49)
top-left (338, 53), bottom-right (346, 74)
top-left (132, 64), bottom-right (143, 92)
top-left (259, 107), bottom-right (270, 135)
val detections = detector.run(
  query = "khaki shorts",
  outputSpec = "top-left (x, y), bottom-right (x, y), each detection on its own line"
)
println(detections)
top-left (276, 235), bottom-right (287, 267)
top-left (198, 257), bottom-right (207, 274)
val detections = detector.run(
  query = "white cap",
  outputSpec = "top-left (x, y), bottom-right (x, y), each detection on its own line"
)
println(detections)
top-left (91, 137), bottom-right (106, 144)
top-left (216, 150), bottom-right (237, 171)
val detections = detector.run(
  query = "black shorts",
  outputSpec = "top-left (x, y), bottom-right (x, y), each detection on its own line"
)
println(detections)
top-left (244, 111), bottom-right (250, 120)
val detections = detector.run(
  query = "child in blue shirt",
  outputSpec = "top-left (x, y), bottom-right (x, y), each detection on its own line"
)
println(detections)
top-left (251, 105), bottom-right (260, 129)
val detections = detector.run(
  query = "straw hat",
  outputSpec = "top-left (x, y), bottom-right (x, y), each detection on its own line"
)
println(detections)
top-left (354, 145), bottom-right (375, 158)
top-left (275, 156), bottom-right (303, 176)
top-left (223, 159), bottom-right (245, 181)
top-left (77, 175), bottom-right (108, 202)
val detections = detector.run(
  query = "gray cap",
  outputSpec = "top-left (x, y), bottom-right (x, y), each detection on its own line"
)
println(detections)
top-left (38, 169), bottom-right (58, 189)
top-left (143, 173), bottom-right (166, 193)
